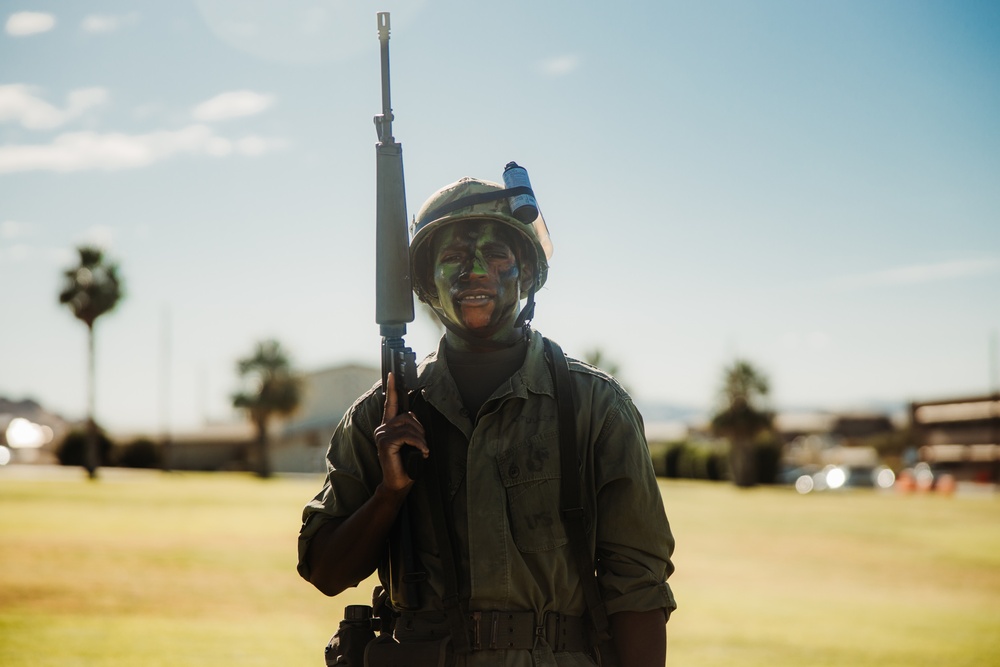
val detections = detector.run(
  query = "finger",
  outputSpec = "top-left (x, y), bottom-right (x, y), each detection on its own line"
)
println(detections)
top-left (382, 371), bottom-right (398, 422)
top-left (394, 412), bottom-right (429, 454)
top-left (379, 419), bottom-right (428, 454)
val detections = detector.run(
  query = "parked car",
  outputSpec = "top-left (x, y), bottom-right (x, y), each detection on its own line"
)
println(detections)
top-left (785, 463), bottom-right (896, 494)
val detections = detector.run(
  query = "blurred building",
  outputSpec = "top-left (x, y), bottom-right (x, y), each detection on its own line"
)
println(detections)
top-left (272, 363), bottom-right (380, 473)
top-left (911, 393), bottom-right (1000, 483)
top-left (775, 410), bottom-right (898, 473)
top-left (154, 363), bottom-right (380, 474)
top-left (163, 421), bottom-right (255, 471)
top-left (774, 411), bottom-right (896, 445)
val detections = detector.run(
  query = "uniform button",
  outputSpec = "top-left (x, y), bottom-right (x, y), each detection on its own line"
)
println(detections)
top-left (509, 465), bottom-right (520, 478)
top-left (459, 408), bottom-right (470, 417)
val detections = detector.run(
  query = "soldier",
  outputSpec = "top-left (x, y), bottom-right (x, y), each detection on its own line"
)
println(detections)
top-left (298, 176), bottom-right (676, 666)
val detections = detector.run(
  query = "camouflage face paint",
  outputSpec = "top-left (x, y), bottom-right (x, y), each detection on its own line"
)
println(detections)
top-left (430, 220), bottom-right (523, 348)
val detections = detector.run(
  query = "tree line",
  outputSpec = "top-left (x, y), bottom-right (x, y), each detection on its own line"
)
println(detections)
top-left (58, 244), bottom-right (776, 485)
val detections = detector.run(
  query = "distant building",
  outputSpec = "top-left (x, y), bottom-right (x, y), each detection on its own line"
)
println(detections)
top-left (775, 410), bottom-right (896, 472)
top-left (911, 393), bottom-right (1000, 483)
top-left (774, 411), bottom-right (895, 445)
top-left (116, 363), bottom-right (380, 474)
top-left (272, 363), bottom-right (380, 473)
top-left (163, 421), bottom-right (255, 471)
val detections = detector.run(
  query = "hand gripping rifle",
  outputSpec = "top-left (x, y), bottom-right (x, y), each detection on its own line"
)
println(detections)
top-left (373, 12), bottom-right (424, 611)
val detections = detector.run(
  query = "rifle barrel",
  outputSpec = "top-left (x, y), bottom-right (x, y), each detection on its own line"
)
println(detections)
top-left (377, 12), bottom-right (393, 143)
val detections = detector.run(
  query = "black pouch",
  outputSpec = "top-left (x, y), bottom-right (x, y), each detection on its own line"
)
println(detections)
top-left (325, 605), bottom-right (376, 667)
top-left (364, 635), bottom-right (452, 667)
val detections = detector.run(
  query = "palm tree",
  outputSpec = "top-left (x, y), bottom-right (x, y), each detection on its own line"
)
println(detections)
top-left (710, 359), bottom-right (774, 487)
top-left (58, 245), bottom-right (125, 479)
top-left (583, 348), bottom-right (622, 378)
top-left (232, 339), bottom-right (301, 478)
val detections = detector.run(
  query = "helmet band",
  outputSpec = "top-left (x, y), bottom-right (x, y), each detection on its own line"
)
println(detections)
top-left (413, 185), bottom-right (534, 234)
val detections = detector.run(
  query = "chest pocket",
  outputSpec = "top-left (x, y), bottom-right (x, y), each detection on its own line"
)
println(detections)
top-left (497, 430), bottom-right (568, 553)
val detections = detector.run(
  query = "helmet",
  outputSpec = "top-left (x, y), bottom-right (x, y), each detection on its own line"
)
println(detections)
top-left (409, 177), bottom-right (552, 305)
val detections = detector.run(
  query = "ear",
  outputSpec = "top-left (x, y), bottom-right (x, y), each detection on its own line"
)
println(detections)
top-left (519, 261), bottom-right (535, 295)
top-left (423, 291), bottom-right (441, 309)
top-left (416, 281), bottom-right (441, 309)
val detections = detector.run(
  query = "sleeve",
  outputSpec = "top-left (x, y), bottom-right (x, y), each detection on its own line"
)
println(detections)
top-left (296, 387), bottom-right (385, 581)
top-left (591, 393), bottom-right (677, 618)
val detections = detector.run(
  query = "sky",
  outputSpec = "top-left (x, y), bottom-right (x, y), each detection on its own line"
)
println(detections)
top-left (1, 0), bottom-right (998, 436)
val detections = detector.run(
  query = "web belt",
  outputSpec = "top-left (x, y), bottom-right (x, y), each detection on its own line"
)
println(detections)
top-left (395, 610), bottom-right (590, 652)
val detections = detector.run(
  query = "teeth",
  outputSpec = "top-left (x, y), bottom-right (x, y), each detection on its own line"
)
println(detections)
top-left (462, 295), bottom-right (490, 301)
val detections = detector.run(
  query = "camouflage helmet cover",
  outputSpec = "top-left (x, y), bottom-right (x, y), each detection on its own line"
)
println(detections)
top-left (409, 177), bottom-right (551, 304)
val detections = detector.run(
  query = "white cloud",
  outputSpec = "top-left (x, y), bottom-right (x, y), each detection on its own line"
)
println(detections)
top-left (830, 259), bottom-right (1000, 290)
top-left (1, 220), bottom-right (33, 239)
top-left (0, 85), bottom-right (109, 130)
top-left (0, 243), bottom-right (73, 266)
top-left (191, 90), bottom-right (274, 122)
top-left (81, 225), bottom-right (115, 249)
top-left (5, 11), bottom-right (55, 36)
top-left (539, 54), bottom-right (581, 77)
top-left (0, 125), bottom-right (286, 173)
top-left (81, 13), bottom-right (138, 34)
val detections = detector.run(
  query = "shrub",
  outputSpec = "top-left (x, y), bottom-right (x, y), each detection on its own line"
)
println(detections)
top-left (658, 440), bottom-right (730, 481)
top-left (117, 438), bottom-right (161, 469)
top-left (57, 428), bottom-right (113, 467)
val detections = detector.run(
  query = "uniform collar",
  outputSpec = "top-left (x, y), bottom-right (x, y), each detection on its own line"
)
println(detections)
top-left (417, 329), bottom-right (555, 414)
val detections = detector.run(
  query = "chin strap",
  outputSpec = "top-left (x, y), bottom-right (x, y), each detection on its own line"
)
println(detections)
top-left (513, 285), bottom-right (536, 329)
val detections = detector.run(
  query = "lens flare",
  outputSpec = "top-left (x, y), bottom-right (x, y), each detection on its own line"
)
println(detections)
top-left (875, 467), bottom-right (896, 489)
top-left (5, 418), bottom-right (52, 449)
top-left (825, 466), bottom-right (847, 490)
top-left (795, 475), bottom-right (815, 494)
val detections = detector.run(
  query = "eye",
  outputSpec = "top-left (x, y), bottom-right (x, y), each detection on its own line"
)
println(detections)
top-left (482, 245), bottom-right (512, 260)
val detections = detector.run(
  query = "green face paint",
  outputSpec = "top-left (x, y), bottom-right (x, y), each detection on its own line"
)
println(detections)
top-left (430, 220), bottom-right (523, 348)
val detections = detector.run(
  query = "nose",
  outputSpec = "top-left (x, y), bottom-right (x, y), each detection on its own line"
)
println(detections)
top-left (460, 254), bottom-right (489, 280)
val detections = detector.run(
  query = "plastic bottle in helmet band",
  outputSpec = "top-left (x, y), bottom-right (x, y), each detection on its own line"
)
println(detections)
top-left (502, 161), bottom-right (539, 223)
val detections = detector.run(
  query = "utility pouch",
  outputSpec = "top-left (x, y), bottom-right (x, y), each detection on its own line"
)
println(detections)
top-left (364, 635), bottom-right (453, 667)
top-left (325, 605), bottom-right (376, 667)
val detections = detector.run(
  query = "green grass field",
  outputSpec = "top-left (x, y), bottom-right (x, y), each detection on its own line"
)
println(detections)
top-left (1, 467), bottom-right (998, 666)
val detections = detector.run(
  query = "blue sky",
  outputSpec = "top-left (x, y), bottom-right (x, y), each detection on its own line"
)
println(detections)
top-left (1, 1), bottom-right (998, 435)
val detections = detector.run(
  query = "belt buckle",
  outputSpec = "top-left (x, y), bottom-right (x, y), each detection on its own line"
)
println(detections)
top-left (489, 611), bottom-right (500, 650)
top-left (470, 611), bottom-right (482, 651)
top-left (470, 610), bottom-right (502, 651)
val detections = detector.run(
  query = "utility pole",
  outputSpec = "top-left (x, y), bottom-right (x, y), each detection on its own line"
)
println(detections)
top-left (160, 304), bottom-right (172, 471)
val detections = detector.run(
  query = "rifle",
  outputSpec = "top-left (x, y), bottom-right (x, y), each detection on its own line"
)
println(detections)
top-left (373, 12), bottom-right (423, 612)
top-left (374, 11), bottom-right (418, 452)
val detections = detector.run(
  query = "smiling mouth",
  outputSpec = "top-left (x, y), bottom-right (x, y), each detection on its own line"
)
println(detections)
top-left (457, 292), bottom-right (494, 305)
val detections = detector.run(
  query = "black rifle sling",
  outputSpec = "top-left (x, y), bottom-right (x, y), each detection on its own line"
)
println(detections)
top-left (544, 338), bottom-right (613, 644)
top-left (409, 394), bottom-right (472, 653)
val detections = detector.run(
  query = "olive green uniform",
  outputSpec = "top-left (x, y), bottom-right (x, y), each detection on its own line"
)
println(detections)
top-left (298, 331), bottom-right (676, 666)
